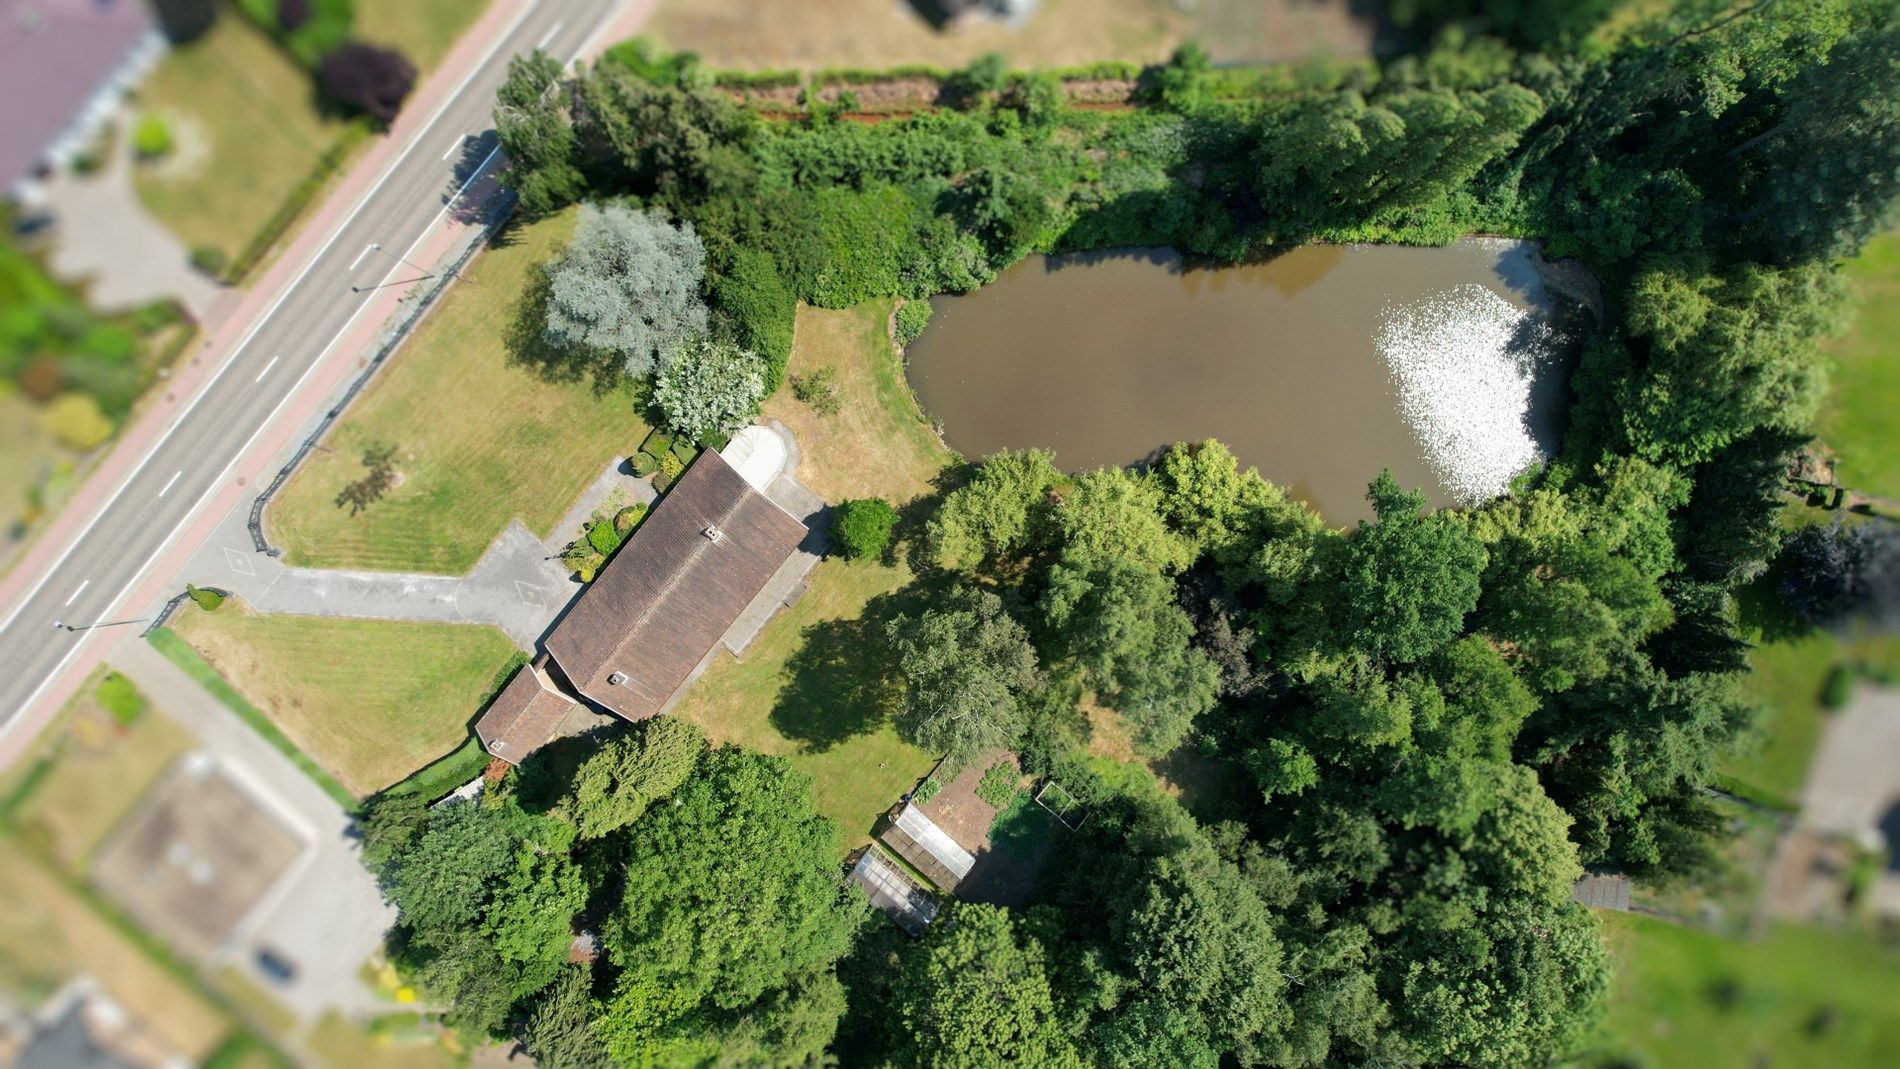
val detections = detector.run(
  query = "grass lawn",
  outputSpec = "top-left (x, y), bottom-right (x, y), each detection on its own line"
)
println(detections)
top-left (672, 298), bottom-right (955, 847)
top-left (0, 840), bottom-right (231, 1060)
top-left (132, 14), bottom-right (356, 268)
top-left (1597, 913), bottom-right (1900, 1068)
top-left (1723, 580), bottom-right (1900, 807)
top-left (765, 299), bottom-right (951, 505)
top-left (168, 600), bottom-right (519, 796)
top-left (358, 0), bottom-right (491, 73)
top-left (269, 210), bottom-right (651, 572)
top-left (308, 1012), bottom-right (463, 1069)
top-left (647, 0), bottom-right (1375, 69)
top-left (9, 671), bottom-right (193, 870)
top-left (1820, 231), bottom-right (1900, 501)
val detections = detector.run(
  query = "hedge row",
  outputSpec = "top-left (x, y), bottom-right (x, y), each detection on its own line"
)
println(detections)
top-left (225, 122), bottom-right (371, 285)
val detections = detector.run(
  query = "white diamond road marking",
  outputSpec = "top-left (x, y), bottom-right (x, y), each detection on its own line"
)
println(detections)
top-left (514, 580), bottom-right (548, 608)
top-left (223, 548), bottom-right (256, 576)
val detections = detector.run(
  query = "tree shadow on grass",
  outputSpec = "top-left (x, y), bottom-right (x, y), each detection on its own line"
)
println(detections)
top-left (769, 576), bottom-right (953, 753)
top-left (503, 267), bottom-right (627, 398)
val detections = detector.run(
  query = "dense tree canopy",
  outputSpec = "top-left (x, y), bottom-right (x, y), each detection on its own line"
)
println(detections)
top-left (403, 3), bottom-right (1900, 1061)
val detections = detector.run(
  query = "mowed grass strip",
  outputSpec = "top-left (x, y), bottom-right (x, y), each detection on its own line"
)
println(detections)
top-left (269, 210), bottom-right (650, 572)
top-left (133, 14), bottom-right (355, 266)
top-left (169, 601), bottom-right (518, 796)
top-left (1598, 912), bottom-right (1900, 1069)
top-left (1821, 230), bottom-right (1900, 501)
top-left (764, 299), bottom-right (953, 505)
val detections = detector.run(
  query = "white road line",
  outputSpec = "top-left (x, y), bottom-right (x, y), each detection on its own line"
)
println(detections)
top-left (63, 580), bottom-right (89, 607)
top-left (158, 471), bottom-right (182, 498)
top-left (537, 21), bottom-right (563, 48)
top-left (0, 0), bottom-right (546, 653)
top-left (348, 243), bottom-right (375, 271)
top-left (1, 0), bottom-right (577, 725)
top-left (254, 356), bottom-right (279, 383)
top-left (442, 133), bottom-right (467, 160)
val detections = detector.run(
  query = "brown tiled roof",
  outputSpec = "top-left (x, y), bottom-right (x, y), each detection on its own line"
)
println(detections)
top-left (475, 665), bottom-right (579, 765)
top-left (546, 450), bottom-right (806, 719)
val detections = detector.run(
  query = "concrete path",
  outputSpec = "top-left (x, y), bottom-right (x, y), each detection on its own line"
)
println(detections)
top-left (178, 456), bottom-right (662, 648)
top-left (107, 639), bottom-right (393, 1030)
top-left (33, 119), bottom-right (222, 320)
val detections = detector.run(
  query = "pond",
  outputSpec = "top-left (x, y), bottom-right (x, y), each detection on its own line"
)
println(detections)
top-left (905, 239), bottom-right (1595, 523)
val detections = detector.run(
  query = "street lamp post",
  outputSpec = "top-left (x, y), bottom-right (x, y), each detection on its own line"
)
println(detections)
top-left (351, 243), bottom-right (435, 292)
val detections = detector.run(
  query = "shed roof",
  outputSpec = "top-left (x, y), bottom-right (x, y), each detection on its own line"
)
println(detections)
top-left (475, 664), bottom-right (582, 765)
top-left (545, 450), bottom-right (806, 720)
top-left (0, 0), bottom-right (151, 188)
top-left (849, 846), bottom-right (939, 936)
top-left (879, 802), bottom-right (975, 890)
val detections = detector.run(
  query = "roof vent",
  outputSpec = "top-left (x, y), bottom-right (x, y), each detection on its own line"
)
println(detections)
top-left (702, 524), bottom-right (725, 544)
top-left (607, 671), bottom-right (628, 686)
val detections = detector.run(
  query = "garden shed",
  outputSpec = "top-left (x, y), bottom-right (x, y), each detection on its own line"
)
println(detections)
top-left (544, 448), bottom-right (808, 720)
top-left (848, 846), bottom-right (939, 936)
top-left (879, 802), bottom-right (975, 891)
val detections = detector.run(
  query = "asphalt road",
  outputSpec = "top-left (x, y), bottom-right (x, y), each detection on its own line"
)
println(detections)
top-left (0, 0), bottom-right (621, 719)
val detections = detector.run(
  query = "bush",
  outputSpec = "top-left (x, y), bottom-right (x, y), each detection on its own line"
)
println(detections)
top-left (832, 497), bottom-right (898, 561)
top-left (586, 518), bottom-right (624, 557)
top-left (976, 761), bottom-right (1018, 808)
top-left (615, 503), bottom-right (649, 534)
top-left (41, 393), bottom-right (113, 451)
top-left (659, 451), bottom-right (684, 480)
top-left (913, 776), bottom-right (942, 804)
top-left (630, 451), bottom-right (659, 476)
top-left (133, 114), bottom-right (173, 159)
top-left (318, 41), bottom-right (415, 125)
top-left (711, 247), bottom-right (796, 391)
top-left (186, 583), bottom-right (226, 612)
top-left (190, 244), bottom-right (227, 276)
top-left (653, 338), bottom-right (767, 442)
top-left (894, 298), bottom-right (933, 346)
top-left (152, 0), bottom-right (217, 43)
top-left (96, 672), bottom-right (148, 726)
top-left (1821, 664), bottom-right (1857, 710)
top-left (791, 366), bottom-right (840, 415)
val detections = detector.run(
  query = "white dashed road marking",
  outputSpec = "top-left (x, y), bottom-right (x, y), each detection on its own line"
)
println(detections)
top-left (158, 470), bottom-right (182, 498)
top-left (255, 356), bottom-right (279, 383)
top-left (64, 580), bottom-right (89, 606)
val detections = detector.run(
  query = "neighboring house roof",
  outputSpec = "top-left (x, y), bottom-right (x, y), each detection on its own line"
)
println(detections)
top-left (475, 663), bottom-right (583, 765)
top-left (1572, 873), bottom-right (1633, 911)
top-left (545, 449), bottom-right (807, 720)
top-left (0, 0), bottom-right (153, 189)
top-left (849, 846), bottom-right (939, 936)
top-left (879, 802), bottom-right (975, 891)
top-left (14, 1007), bottom-right (137, 1069)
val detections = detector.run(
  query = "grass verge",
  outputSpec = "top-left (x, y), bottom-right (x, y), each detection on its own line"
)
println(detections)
top-left (163, 601), bottom-right (519, 797)
top-left (269, 210), bottom-right (651, 572)
top-left (1597, 913), bottom-right (1900, 1068)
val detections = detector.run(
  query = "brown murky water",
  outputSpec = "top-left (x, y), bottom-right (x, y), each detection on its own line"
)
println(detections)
top-left (905, 240), bottom-right (1580, 523)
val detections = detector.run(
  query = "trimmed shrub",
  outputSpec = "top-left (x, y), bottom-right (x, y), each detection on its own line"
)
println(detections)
top-left (318, 41), bottom-right (415, 125)
top-left (190, 244), bottom-right (227, 276)
top-left (630, 451), bottom-right (659, 477)
top-left (614, 503), bottom-right (650, 535)
top-left (133, 115), bottom-right (173, 159)
top-left (586, 519), bottom-right (623, 557)
top-left (832, 497), bottom-right (898, 561)
top-left (658, 451), bottom-right (684, 479)
top-left (894, 298), bottom-right (933, 346)
top-left (1821, 664), bottom-right (1857, 710)
top-left (186, 583), bottom-right (226, 612)
top-left (96, 672), bottom-right (148, 726)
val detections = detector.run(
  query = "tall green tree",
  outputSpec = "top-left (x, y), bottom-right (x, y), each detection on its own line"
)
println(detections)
top-left (1331, 472), bottom-right (1487, 664)
top-left (564, 717), bottom-right (704, 838)
top-left (886, 587), bottom-right (1043, 764)
top-left (888, 903), bottom-right (1082, 1069)
top-left (926, 448), bottom-right (1061, 572)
